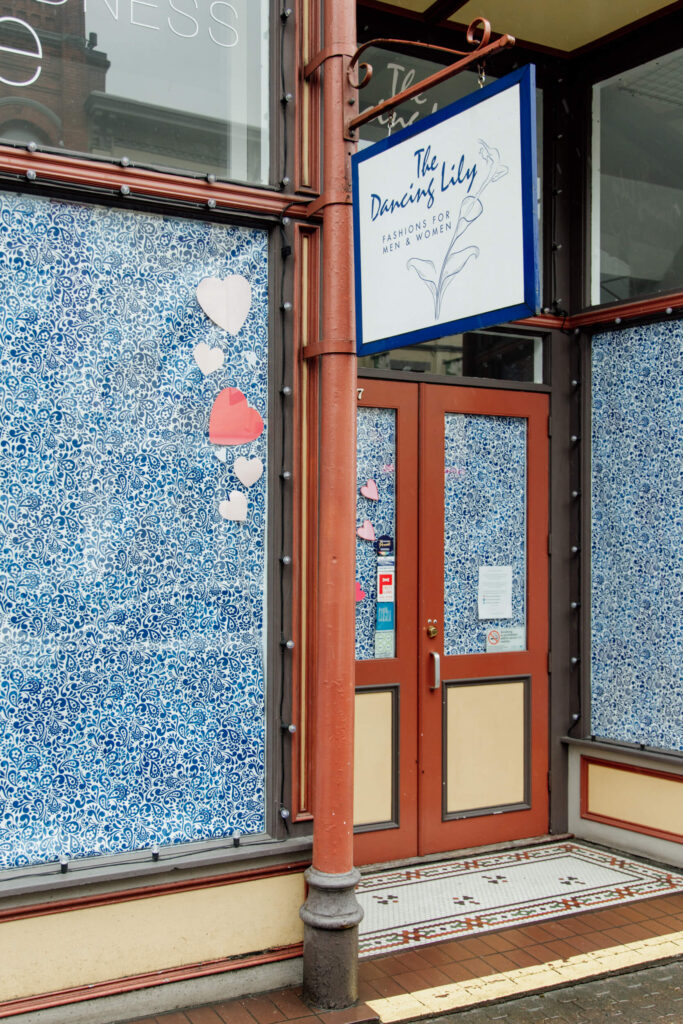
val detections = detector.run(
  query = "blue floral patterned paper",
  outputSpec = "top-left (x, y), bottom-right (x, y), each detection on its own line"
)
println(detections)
top-left (443, 414), bottom-right (526, 655)
top-left (0, 194), bottom-right (269, 868)
top-left (355, 407), bottom-right (396, 660)
top-left (591, 322), bottom-right (683, 751)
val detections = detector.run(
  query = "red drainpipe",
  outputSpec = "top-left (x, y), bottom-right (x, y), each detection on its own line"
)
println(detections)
top-left (299, 0), bottom-right (363, 1009)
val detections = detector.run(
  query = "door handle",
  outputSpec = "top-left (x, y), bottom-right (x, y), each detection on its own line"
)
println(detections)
top-left (429, 650), bottom-right (441, 691)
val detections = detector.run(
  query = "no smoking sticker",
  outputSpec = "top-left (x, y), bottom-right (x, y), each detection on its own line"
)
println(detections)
top-left (487, 628), bottom-right (501, 647)
top-left (485, 625), bottom-right (526, 653)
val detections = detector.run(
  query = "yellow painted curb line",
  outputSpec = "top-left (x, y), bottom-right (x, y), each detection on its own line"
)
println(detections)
top-left (366, 930), bottom-right (683, 1022)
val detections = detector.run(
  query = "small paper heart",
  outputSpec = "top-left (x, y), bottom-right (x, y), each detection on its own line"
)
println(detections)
top-left (213, 446), bottom-right (227, 463)
top-left (209, 387), bottom-right (264, 446)
top-left (360, 479), bottom-right (379, 501)
top-left (193, 342), bottom-right (224, 376)
top-left (234, 456), bottom-right (263, 487)
top-left (357, 519), bottom-right (376, 542)
top-left (219, 491), bottom-right (248, 522)
top-left (197, 275), bottom-right (252, 335)
top-left (355, 581), bottom-right (366, 602)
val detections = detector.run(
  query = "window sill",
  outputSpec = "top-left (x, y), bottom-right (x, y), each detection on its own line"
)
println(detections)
top-left (0, 834), bottom-right (313, 905)
top-left (562, 735), bottom-right (683, 768)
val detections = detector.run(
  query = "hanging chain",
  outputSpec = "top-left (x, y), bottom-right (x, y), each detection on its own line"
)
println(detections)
top-left (477, 62), bottom-right (487, 88)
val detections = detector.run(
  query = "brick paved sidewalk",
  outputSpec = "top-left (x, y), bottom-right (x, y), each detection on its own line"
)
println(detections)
top-left (124, 892), bottom-right (683, 1024)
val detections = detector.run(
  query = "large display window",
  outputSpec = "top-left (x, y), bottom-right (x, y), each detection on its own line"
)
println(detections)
top-left (590, 320), bottom-right (683, 753)
top-left (0, 0), bottom-right (270, 183)
top-left (0, 193), bottom-right (271, 868)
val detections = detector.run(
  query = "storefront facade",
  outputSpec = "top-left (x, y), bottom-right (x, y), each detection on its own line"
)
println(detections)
top-left (0, 0), bottom-right (681, 1019)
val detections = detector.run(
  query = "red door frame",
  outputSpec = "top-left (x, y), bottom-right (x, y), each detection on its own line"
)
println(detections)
top-left (354, 380), bottom-right (549, 864)
top-left (418, 385), bottom-right (550, 854)
top-left (354, 380), bottom-right (419, 865)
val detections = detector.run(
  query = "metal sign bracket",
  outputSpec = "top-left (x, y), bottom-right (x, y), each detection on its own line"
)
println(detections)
top-left (345, 18), bottom-right (515, 136)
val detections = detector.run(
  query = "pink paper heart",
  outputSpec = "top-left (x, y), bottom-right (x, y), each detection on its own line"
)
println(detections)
top-left (197, 275), bottom-right (252, 335)
top-left (209, 388), bottom-right (264, 446)
top-left (360, 479), bottom-right (379, 501)
top-left (355, 581), bottom-right (366, 602)
top-left (357, 519), bottom-right (376, 542)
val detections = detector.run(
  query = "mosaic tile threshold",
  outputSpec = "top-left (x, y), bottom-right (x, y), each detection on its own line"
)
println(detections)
top-left (357, 841), bottom-right (683, 957)
top-left (128, 888), bottom-right (683, 1024)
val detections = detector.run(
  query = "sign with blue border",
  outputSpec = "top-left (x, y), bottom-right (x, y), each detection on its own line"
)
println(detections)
top-left (352, 65), bottom-right (539, 357)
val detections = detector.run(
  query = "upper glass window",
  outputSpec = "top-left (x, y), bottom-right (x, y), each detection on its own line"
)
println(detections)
top-left (591, 47), bottom-right (683, 304)
top-left (358, 329), bottom-right (545, 383)
top-left (0, 0), bottom-right (270, 184)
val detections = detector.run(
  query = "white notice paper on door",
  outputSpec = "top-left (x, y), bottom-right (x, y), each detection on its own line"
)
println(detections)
top-left (478, 566), bottom-right (513, 619)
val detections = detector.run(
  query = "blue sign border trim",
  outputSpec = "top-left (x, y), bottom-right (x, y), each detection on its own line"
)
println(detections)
top-left (352, 64), bottom-right (539, 357)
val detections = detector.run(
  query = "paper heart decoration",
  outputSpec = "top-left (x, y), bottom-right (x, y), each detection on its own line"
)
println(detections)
top-left (193, 342), bottom-right (224, 376)
top-left (357, 519), bottom-right (376, 542)
top-left (197, 275), bottom-right (252, 335)
top-left (234, 456), bottom-right (263, 487)
top-left (360, 479), bottom-right (379, 501)
top-left (219, 491), bottom-right (248, 522)
top-left (355, 581), bottom-right (366, 602)
top-left (209, 387), bottom-right (264, 446)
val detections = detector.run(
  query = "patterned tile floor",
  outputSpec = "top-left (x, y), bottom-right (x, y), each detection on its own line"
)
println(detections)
top-left (126, 847), bottom-right (683, 1024)
top-left (357, 842), bottom-right (683, 957)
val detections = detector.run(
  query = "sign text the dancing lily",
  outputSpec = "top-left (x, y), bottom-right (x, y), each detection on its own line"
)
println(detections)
top-left (352, 66), bottom-right (539, 356)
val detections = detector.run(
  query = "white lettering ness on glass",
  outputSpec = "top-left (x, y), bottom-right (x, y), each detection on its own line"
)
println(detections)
top-left (1, 0), bottom-right (241, 89)
top-left (82, 0), bottom-right (240, 45)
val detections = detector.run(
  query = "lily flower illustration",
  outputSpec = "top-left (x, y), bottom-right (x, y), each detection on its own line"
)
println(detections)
top-left (407, 138), bottom-right (509, 319)
top-left (475, 139), bottom-right (509, 198)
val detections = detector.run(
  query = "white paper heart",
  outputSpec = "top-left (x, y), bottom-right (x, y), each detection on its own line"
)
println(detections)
top-left (234, 456), bottom-right (263, 488)
top-left (193, 342), bottom-right (224, 376)
top-left (197, 275), bottom-right (252, 335)
top-left (213, 446), bottom-right (227, 463)
top-left (219, 491), bottom-right (248, 522)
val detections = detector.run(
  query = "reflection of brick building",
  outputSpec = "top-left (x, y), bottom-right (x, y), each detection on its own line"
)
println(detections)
top-left (0, 1), bottom-right (108, 149)
top-left (1, 3), bottom-right (242, 175)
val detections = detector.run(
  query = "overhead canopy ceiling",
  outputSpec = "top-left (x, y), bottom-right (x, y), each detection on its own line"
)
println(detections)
top-left (371, 0), bottom-right (680, 53)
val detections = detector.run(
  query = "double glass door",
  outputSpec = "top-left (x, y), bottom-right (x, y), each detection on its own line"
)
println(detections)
top-left (353, 379), bottom-right (549, 864)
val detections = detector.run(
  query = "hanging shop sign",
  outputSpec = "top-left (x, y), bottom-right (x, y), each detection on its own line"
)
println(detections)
top-left (352, 65), bottom-right (539, 357)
